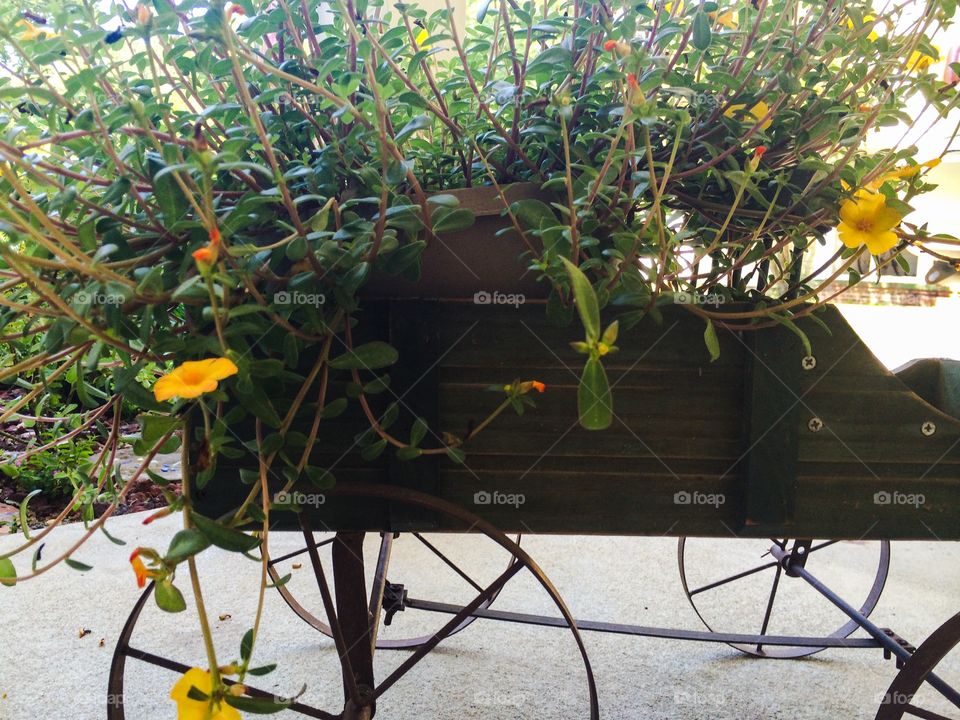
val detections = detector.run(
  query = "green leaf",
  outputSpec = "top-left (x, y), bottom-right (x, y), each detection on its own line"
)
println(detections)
top-left (18, 489), bottom-right (41, 540)
top-left (394, 114), bottom-right (432, 143)
top-left (445, 447), bottom-right (466, 464)
top-left (509, 199), bottom-right (558, 231)
top-left (224, 694), bottom-right (291, 714)
top-left (704, 318), bottom-right (720, 362)
top-left (329, 342), bottom-right (399, 370)
top-left (692, 11), bottom-right (712, 50)
top-left (154, 579), bottom-right (187, 613)
top-left (321, 398), bottom-right (349, 419)
top-left (190, 512), bottom-right (261, 553)
top-left (166, 529), bottom-right (211, 564)
top-left (771, 314), bottom-right (813, 357)
top-left (426, 194), bottom-right (460, 207)
top-left (304, 466), bottom-right (335, 488)
top-left (432, 207), bottom-right (475, 234)
top-left (578, 357), bottom-right (612, 430)
top-left (241, 628), bottom-right (254, 662)
top-left (396, 446), bottom-right (422, 461)
top-left (410, 417), bottom-right (428, 447)
top-left (64, 557), bottom-right (93, 572)
top-left (247, 664), bottom-right (278, 676)
top-left (559, 257), bottom-right (601, 343)
top-left (0, 557), bottom-right (16, 587)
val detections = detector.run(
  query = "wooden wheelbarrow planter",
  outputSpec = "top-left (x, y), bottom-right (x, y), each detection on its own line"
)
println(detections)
top-left (108, 187), bottom-right (960, 719)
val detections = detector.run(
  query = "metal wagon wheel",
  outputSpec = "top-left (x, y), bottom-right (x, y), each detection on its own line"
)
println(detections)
top-left (875, 611), bottom-right (960, 720)
top-left (108, 483), bottom-right (598, 720)
top-left (678, 537), bottom-right (890, 658)
top-left (267, 529), bottom-right (522, 650)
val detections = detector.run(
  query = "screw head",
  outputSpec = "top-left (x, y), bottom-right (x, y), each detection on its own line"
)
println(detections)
top-left (808, 417), bottom-right (824, 432)
top-left (922, 421), bottom-right (937, 437)
top-left (802, 355), bottom-right (817, 370)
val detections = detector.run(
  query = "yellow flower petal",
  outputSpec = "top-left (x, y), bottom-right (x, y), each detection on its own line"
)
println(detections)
top-left (171, 668), bottom-right (214, 703)
top-left (714, 10), bottom-right (737, 29)
top-left (170, 668), bottom-right (242, 720)
top-left (864, 230), bottom-right (899, 255)
top-left (153, 358), bottom-right (238, 402)
top-left (837, 223), bottom-right (871, 250)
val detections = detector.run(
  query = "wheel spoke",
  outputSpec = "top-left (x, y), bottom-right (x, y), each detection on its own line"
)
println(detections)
top-left (372, 560), bottom-right (525, 700)
top-left (368, 533), bottom-right (394, 651)
top-left (756, 564), bottom-right (783, 653)
top-left (299, 516), bottom-right (365, 708)
top-left (903, 704), bottom-right (958, 720)
top-left (688, 559), bottom-right (780, 597)
top-left (267, 536), bottom-right (336, 566)
top-left (412, 532), bottom-right (485, 593)
top-left (119, 646), bottom-right (339, 719)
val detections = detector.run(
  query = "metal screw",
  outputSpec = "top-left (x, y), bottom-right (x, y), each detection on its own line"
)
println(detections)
top-left (808, 417), bottom-right (824, 432)
top-left (922, 421), bottom-right (937, 437)
top-left (802, 355), bottom-right (817, 370)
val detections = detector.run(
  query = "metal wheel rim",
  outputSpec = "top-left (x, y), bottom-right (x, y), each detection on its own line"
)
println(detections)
top-left (875, 612), bottom-right (960, 720)
top-left (267, 531), bottom-right (522, 650)
top-left (677, 537), bottom-right (891, 658)
top-left (107, 482), bottom-right (598, 719)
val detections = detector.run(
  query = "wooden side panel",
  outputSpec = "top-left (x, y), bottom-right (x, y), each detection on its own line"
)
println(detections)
top-left (192, 302), bottom-right (960, 539)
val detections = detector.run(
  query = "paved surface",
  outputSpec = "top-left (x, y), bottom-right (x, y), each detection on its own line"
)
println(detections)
top-left (0, 513), bottom-right (958, 719)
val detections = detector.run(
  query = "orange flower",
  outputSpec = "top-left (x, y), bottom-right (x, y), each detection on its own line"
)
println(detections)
top-left (193, 226), bottom-right (221, 268)
top-left (755, 145), bottom-right (767, 158)
top-left (530, 381), bottom-right (546, 393)
top-left (130, 549), bottom-right (158, 588)
top-left (227, 3), bottom-right (246, 18)
top-left (136, 4), bottom-right (152, 25)
top-left (154, 358), bottom-right (239, 402)
top-left (603, 39), bottom-right (617, 52)
top-left (626, 73), bottom-right (639, 90)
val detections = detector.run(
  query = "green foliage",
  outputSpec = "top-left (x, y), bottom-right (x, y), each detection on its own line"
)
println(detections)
top-left (5, 433), bottom-right (97, 498)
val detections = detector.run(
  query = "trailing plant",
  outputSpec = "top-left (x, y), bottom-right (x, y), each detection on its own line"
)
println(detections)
top-left (0, 0), bottom-right (957, 714)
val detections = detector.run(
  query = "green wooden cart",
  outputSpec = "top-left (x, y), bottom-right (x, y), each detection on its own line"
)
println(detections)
top-left (108, 185), bottom-right (960, 719)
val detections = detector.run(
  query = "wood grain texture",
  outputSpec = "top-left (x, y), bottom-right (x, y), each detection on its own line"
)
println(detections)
top-left (192, 302), bottom-right (960, 540)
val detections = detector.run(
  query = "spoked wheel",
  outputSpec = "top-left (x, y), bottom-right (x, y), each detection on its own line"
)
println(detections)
top-left (678, 537), bottom-right (890, 658)
top-left (108, 483), bottom-right (598, 719)
top-left (267, 529), bottom-right (522, 650)
top-left (876, 612), bottom-right (960, 720)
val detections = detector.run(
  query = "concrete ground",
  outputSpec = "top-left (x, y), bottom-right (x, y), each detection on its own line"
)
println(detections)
top-left (0, 513), bottom-right (958, 720)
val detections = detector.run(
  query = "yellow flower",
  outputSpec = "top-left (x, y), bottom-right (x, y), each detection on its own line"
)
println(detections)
top-left (837, 190), bottom-right (902, 255)
top-left (154, 358), bottom-right (239, 402)
top-left (867, 158), bottom-right (941, 190)
top-left (17, 20), bottom-right (58, 41)
top-left (713, 10), bottom-right (737, 29)
top-left (170, 668), bottom-right (241, 720)
top-left (906, 49), bottom-right (938, 73)
top-left (414, 26), bottom-right (432, 50)
top-left (846, 15), bottom-right (879, 42)
top-left (724, 100), bottom-right (773, 131)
